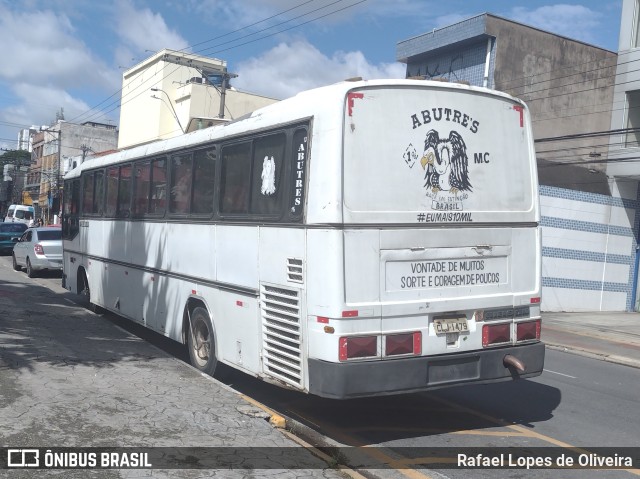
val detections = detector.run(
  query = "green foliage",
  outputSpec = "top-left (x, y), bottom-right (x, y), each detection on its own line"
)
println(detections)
top-left (0, 149), bottom-right (32, 170)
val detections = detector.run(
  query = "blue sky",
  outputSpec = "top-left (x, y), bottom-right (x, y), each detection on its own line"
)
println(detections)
top-left (0, 0), bottom-right (624, 151)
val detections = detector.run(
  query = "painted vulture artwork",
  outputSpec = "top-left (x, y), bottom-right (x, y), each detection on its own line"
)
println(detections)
top-left (420, 129), bottom-right (472, 195)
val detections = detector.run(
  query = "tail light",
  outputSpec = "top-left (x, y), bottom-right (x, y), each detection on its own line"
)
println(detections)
top-left (517, 320), bottom-right (541, 342)
top-left (386, 332), bottom-right (421, 356)
top-left (34, 243), bottom-right (44, 255)
top-left (482, 323), bottom-right (511, 347)
top-left (339, 335), bottom-right (377, 361)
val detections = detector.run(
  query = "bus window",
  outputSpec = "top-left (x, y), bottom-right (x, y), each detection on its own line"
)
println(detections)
top-left (220, 142), bottom-right (250, 214)
top-left (82, 172), bottom-right (94, 214)
top-left (170, 153), bottom-right (192, 214)
top-left (105, 166), bottom-right (118, 217)
top-left (250, 133), bottom-right (285, 215)
top-left (95, 169), bottom-right (104, 215)
top-left (133, 161), bottom-right (151, 215)
top-left (62, 179), bottom-right (80, 238)
top-left (150, 158), bottom-right (167, 214)
top-left (192, 147), bottom-right (216, 215)
top-left (117, 164), bottom-right (132, 217)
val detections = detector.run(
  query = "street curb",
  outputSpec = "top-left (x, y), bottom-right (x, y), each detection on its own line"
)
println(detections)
top-left (237, 394), bottom-right (367, 479)
top-left (545, 342), bottom-right (640, 370)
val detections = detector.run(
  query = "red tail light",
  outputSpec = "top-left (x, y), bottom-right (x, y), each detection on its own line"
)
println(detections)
top-left (517, 320), bottom-right (541, 341)
top-left (339, 335), bottom-right (377, 361)
top-left (34, 243), bottom-right (44, 255)
top-left (386, 332), bottom-right (421, 356)
top-left (482, 323), bottom-right (511, 347)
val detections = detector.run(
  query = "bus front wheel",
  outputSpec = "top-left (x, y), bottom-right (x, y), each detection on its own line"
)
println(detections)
top-left (188, 307), bottom-right (218, 377)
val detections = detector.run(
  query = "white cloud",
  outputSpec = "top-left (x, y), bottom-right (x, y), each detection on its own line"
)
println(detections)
top-left (0, 5), bottom-right (116, 90)
top-left (2, 84), bottom-right (94, 128)
top-left (233, 39), bottom-right (405, 99)
top-left (114, 0), bottom-right (190, 55)
top-left (508, 5), bottom-right (601, 45)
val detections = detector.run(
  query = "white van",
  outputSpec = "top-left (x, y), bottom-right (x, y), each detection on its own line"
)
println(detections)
top-left (5, 205), bottom-right (35, 225)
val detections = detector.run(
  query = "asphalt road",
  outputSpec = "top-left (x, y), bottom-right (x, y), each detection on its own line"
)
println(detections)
top-left (5, 257), bottom-right (640, 479)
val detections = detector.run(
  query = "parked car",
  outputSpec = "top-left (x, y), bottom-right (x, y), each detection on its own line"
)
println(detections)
top-left (0, 222), bottom-right (28, 255)
top-left (12, 227), bottom-right (63, 277)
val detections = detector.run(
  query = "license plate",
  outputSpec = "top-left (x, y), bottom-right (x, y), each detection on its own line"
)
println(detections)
top-left (434, 317), bottom-right (469, 334)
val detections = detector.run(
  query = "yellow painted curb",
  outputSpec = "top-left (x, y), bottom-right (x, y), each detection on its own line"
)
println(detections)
top-left (269, 414), bottom-right (287, 428)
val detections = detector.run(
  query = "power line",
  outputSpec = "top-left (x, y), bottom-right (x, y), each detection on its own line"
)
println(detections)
top-left (73, 1), bottom-right (366, 126)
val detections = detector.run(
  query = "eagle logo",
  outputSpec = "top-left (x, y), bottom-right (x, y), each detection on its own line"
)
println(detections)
top-left (420, 129), bottom-right (472, 195)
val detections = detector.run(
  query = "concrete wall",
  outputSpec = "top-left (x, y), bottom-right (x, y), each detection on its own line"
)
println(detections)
top-left (487, 16), bottom-right (617, 176)
top-left (607, 0), bottom-right (640, 179)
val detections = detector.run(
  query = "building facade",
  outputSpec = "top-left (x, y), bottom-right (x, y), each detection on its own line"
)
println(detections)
top-left (397, 14), bottom-right (633, 311)
top-left (607, 0), bottom-right (640, 312)
top-left (118, 49), bottom-right (279, 149)
top-left (25, 120), bottom-right (118, 222)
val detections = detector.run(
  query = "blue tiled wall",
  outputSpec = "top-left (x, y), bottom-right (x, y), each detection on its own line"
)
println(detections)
top-left (540, 184), bottom-right (639, 311)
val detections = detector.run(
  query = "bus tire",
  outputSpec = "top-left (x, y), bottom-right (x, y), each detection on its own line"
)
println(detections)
top-left (187, 307), bottom-right (219, 377)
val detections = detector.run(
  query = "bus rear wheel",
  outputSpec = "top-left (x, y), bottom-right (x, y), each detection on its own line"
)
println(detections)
top-left (188, 307), bottom-right (219, 377)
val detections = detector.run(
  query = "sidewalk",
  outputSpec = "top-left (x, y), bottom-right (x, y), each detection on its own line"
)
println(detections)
top-left (542, 311), bottom-right (640, 369)
top-left (0, 266), bottom-right (351, 478)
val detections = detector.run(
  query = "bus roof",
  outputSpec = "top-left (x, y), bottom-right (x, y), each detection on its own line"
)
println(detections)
top-left (66, 79), bottom-right (526, 179)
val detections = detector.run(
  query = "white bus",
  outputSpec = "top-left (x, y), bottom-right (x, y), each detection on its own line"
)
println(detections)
top-left (62, 79), bottom-right (544, 399)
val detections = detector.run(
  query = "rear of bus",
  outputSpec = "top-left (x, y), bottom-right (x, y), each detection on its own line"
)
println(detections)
top-left (307, 81), bottom-right (543, 398)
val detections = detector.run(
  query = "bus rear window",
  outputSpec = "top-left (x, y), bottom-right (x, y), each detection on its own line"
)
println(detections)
top-left (343, 87), bottom-right (536, 223)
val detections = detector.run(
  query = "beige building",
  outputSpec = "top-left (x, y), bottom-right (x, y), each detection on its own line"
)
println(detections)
top-left (118, 49), bottom-right (279, 149)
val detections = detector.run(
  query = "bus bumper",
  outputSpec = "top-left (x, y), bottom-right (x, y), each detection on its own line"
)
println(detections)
top-left (308, 342), bottom-right (545, 399)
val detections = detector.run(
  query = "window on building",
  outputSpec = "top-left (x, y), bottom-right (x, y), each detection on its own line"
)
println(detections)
top-left (626, 90), bottom-right (640, 147)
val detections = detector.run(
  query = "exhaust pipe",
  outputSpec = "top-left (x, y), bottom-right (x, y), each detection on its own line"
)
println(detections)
top-left (503, 354), bottom-right (525, 374)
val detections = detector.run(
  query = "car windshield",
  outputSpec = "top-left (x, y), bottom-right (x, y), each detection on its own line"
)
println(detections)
top-left (38, 230), bottom-right (62, 241)
top-left (0, 224), bottom-right (27, 233)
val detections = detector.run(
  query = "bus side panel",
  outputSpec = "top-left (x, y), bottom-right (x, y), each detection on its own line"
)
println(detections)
top-left (305, 229), bottom-right (346, 318)
top-left (258, 227), bottom-right (305, 285)
top-left (216, 225), bottom-right (258, 288)
top-left (257, 227), bottom-right (307, 388)
top-left (207, 287), bottom-right (262, 375)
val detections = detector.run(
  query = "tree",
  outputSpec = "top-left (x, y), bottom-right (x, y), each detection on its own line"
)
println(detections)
top-left (0, 149), bottom-right (32, 174)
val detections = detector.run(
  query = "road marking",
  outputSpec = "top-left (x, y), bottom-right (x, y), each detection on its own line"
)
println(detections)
top-left (428, 394), bottom-right (640, 476)
top-left (544, 368), bottom-right (577, 379)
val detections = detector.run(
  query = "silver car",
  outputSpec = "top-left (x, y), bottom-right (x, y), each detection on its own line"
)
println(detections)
top-left (12, 226), bottom-right (63, 277)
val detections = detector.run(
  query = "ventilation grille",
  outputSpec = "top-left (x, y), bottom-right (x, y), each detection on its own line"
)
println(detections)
top-left (287, 258), bottom-right (304, 283)
top-left (260, 284), bottom-right (302, 387)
